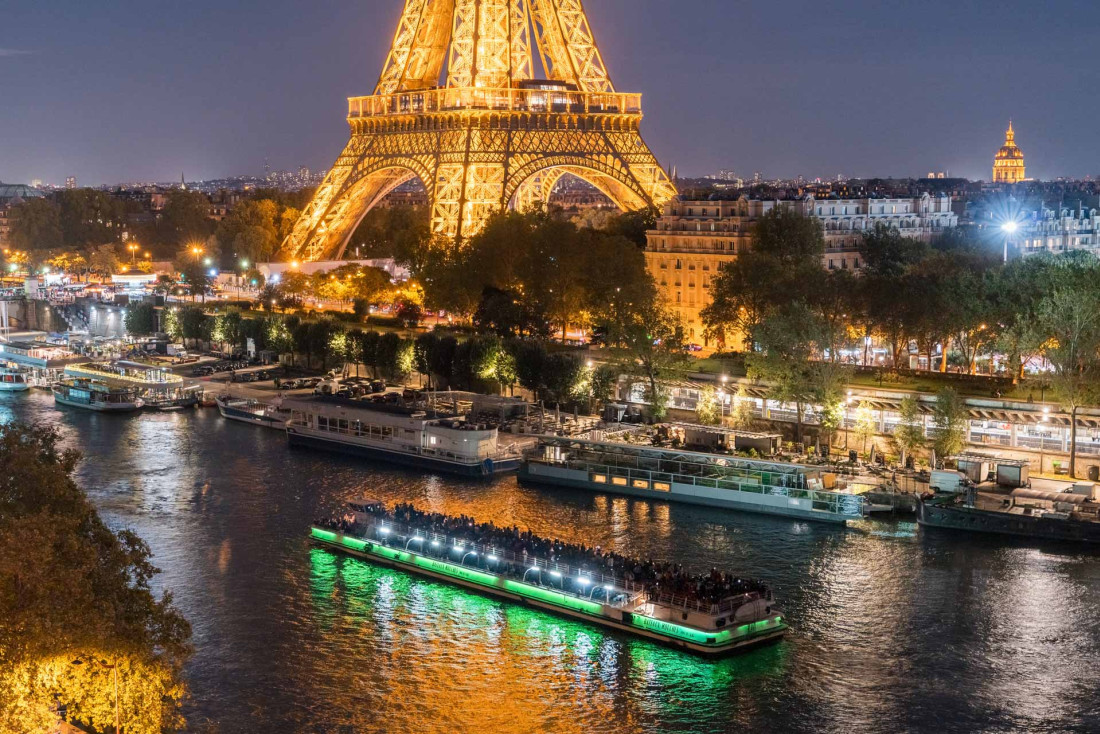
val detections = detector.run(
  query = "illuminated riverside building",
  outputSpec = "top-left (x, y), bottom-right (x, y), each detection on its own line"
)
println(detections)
top-left (992, 121), bottom-right (1026, 183)
top-left (645, 194), bottom-right (957, 349)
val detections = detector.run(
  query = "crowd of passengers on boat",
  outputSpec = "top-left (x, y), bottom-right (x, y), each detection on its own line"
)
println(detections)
top-left (318, 502), bottom-right (771, 608)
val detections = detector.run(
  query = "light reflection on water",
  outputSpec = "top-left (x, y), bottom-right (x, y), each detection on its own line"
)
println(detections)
top-left (4, 389), bottom-right (1100, 733)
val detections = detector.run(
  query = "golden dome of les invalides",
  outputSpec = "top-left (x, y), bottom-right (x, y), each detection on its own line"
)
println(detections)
top-left (993, 121), bottom-right (1026, 183)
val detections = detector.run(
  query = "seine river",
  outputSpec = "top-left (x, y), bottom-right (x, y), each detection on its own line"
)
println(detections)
top-left (5, 390), bottom-right (1100, 733)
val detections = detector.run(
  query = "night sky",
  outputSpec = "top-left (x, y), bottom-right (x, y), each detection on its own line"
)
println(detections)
top-left (4, 0), bottom-right (1098, 186)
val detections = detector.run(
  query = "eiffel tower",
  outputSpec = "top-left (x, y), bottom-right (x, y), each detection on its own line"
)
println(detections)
top-left (282, 0), bottom-right (677, 262)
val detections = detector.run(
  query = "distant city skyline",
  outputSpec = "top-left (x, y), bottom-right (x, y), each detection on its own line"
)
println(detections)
top-left (3, 0), bottom-right (1099, 186)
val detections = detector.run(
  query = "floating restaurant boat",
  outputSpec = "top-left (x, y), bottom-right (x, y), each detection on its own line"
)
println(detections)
top-left (0, 367), bottom-right (30, 392)
top-left (310, 500), bottom-right (788, 656)
top-left (284, 397), bottom-right (524, 476)
top-left (216, 394), bottom-right (292, 429)
top-left (64, 361), bottom-right (199, 409)
top-left (520, 436), bottom-right (866, 525)
top-left (918, 486), bottom-right (1100, 543)
top-left (52, 378), bottom-right (143, 413)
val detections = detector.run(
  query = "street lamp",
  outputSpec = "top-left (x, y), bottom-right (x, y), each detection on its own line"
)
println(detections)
top-left (127, 243), bottom-right (139, 265)
top-left (1039, 407), bottom-right (1051, 475)
top-left (1001, 220), bottom-right (1019, 263)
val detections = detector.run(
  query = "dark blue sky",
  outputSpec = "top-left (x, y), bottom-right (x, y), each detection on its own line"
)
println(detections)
top-left (3, 0), bottom-right (1098, 185)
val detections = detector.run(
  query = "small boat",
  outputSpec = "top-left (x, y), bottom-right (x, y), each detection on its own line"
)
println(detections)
top-left (216, 394), bottom-right (291, 429)
top-left (52, 378), bottom-right (143, 413)
top-left (0, 368), bottom-right (30, 392)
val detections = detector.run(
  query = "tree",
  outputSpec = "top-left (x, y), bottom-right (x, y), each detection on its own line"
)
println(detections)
top-left (510, 339), bottom-right (547, 400)
top-left (0, 423), bottom-right (192, 733)
top-left (605, 297), bottom-right (689, 421)
top-left (589, 365), bottom-right (617, 409)
top-left (542, 352), bottom-right (585, 405)
top-left (695, 384), bottom-right (721, 426)
top-left (395, 299), bottom-right (423, 328)
top-left (1036, 262), bottom-right (1100, 477)
top-left (124, 303), bottom-right (157, 336)
top-left (87, 244), bottom-right (122, 277)
top-left (9, 198), bottom-right (63, 252)
top-left (853, 400), bottom-right (877, 457)
top-left (161, 191), bottom-right (213, 245)
top-left (931, 388), bottom-right (967, 462)
top-left (729, 385), bottom-right (757, 430)
top-left (893, 395), bottom-right (926, 467)
top-left (703, 207), bottom-right (826, 349)
top-left (178, 307), bottom-right (210, 347)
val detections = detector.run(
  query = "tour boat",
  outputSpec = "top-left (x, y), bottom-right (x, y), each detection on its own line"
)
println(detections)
top-left (284, 397), bottom-right (524, 476)
top-left (0, 367), bottom-right (30, 392)
top-left (216, 394), bottom-right (292, 429)
top-left (52, 378), bottom-right (144, 413)
top-left (311, 500), bottom-right (788, 657)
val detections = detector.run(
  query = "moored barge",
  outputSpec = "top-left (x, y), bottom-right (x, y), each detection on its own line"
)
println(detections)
top-left (285, 397), bottom-right (525, 477)
top-left (310, 500), bottom-right (788, 656)
top-left (52, 378), bottom-right (144, 413)
top-left (520, 436), bottom-right (866, 524)
top-left (918, 486), bottom-right (1100, 543)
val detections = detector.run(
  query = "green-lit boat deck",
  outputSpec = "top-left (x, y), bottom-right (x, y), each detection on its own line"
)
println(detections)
top-left (310, 526), bottom-right (788, 656)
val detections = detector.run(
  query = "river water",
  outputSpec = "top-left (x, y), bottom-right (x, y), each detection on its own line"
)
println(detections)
top-left (4, 390), bottom-right (1099, 733)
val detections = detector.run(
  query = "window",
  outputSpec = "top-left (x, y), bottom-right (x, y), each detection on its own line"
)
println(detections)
top-left (675, 259), bottom-right (682, 269)
top-left (653, 482), bottom-right (671, 492)
top-left (632, 479), bottom-right (649, 489)
top-left (612, 476), bottom-right (628, 486)
top-left (592, 474), bottom-right (607, 484)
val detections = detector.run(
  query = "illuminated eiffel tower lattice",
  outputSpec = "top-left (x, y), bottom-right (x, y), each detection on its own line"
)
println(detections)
top-left (283, 0), bottom-right (677, 261)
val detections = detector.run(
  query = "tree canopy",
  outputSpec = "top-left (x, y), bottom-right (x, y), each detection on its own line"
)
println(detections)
top-left (0, 423), bottom-right (192, 733)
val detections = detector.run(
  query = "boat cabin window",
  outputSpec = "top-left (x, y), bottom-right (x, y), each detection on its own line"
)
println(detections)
top-left (317, 416), bottom-right (329, 429)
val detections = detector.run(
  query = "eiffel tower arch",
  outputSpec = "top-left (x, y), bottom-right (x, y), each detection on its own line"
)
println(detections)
top-left (283, 0), bottom-right (677, 262)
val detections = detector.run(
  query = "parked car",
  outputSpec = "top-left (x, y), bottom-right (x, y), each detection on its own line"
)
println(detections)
top-left (371, 380), bottom-right (387, 394)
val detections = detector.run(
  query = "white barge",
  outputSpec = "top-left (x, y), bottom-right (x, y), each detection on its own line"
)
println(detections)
top-left (284, 397), bottom-right (524, 477)
top-left (311, 500), bottom-right (788, 656)
top-left (520, 436), bottom-right (866, 524)
top-left (216, 394), bottom-right (292, 429)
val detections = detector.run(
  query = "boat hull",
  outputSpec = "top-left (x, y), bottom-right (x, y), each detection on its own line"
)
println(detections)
top-left (0, 383), bottom-right (30, 393)
top-left (310, 527), bottom-right (787, 656)
top-left (53, 393), bottom-right (143, 413)
top-left (917, 498), bottom-right (1100, 544)
top-left (288, 429), bottom-right (520, 477)
top-left (519, 462), bottom-right (852, 524)
top-left (218, 403), bottom-right (287, 429)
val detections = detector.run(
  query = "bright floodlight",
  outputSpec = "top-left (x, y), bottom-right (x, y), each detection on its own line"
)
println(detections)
top-left (487, 554), bottom-right (498, 562)
top-left (378, 527), bottom-right (389, 535)
top-left (549, 570), bottom-right (562, 578)
top-left (1002, 221), bottom-right (1019, 234)
top-left (412, 537), bottom-right (424, 543)
top-left (603, 585), bottom-right (614, 591)
top-left (577, 577), bottom-right (591, 585)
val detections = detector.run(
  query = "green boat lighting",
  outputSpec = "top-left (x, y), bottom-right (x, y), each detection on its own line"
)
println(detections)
top-left (310, 527), bottom-right (784, 649)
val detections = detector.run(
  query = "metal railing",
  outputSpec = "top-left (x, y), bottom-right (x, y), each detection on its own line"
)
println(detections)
top-left (348, 87), bottom-right (643, 119)
top-left (346, 518), bottom-right (647, 608)
top-left (527, 456), bottom-right (865, 518)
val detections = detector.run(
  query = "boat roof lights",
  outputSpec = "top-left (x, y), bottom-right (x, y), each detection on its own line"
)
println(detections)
top-left (412, 536), bottom-right (424, 542)
top-left (430, 540), bottom-right (441, 546)
top-left (378, 527), bottom-right (389, 535)
top-left (549, 570), bottom-right (562, 578)
top-left (577, 577), bottom-right (591, 585)
top-left (603, 585), bottom-right (614, 591)
top-left (487, 554), bottom-right (499, 562)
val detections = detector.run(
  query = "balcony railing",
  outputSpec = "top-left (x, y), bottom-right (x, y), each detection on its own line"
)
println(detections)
top-left (348, 87), bottom-right (643, 119)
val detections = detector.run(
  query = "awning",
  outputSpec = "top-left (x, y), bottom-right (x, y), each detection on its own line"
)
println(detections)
top-left (1010, 488), bottom-right (1092, 505)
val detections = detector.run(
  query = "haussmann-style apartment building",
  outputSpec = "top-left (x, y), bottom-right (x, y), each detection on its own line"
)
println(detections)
top-left (645, 193), bottom-right (957, 351)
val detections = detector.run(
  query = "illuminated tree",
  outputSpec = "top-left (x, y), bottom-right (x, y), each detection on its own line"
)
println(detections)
top-left (0, 423), bottom-right (192, 734)
top-left (729, 385), bottom-right (757, 430)
top-left (853, 400), bottom-right (877, 457)
top-left (931, 388), bottom-right (968, 461)
top-left (893, 395), bottom-right (926, 467)
top-left (695, 385), bottom-right (721, 426)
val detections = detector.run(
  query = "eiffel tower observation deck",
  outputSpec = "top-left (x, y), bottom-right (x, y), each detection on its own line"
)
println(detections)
top-left (283, 0), bottom-right (677, 262)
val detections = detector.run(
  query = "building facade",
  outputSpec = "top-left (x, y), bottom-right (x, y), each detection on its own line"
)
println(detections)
top-left (645, 194), bottom-right (957, 350)
top-left (992, 122), bottom-right (1026, 183)
top-left (1017, 205), bottom-right (1100, 256)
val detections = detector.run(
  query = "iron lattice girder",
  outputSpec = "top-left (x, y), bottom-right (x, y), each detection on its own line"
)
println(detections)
top-left (283, 107), bottom-right (675, 261)
top-left (283, 0), bottom-right (674, 261)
